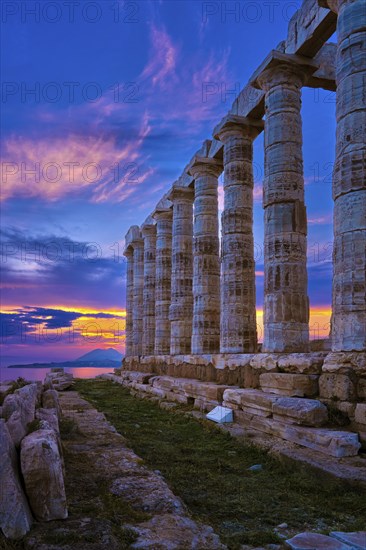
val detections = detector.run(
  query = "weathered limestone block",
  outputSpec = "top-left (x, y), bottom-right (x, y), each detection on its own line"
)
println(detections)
top-left (214, 115), bottom-right (263, 353)
top-left (234, 412), bottom-right (360, 457)
top-left (329, 0), bottom-right (366, 352)
top-left (168, 186), bottom-right (194, 355)
top-left (42, 389), bottom-right (61, 415)
top-left (277, 353), bottom-right (325, 374)
top-left (123, 247), bottom-right (134, 357)
top-left (286, 532), bottom-right (354, 550)
top-left (141, 222), bottom-right (157, 356)
top-left (3, 383), bottom-right (39, 446)
top-left (358, 378), bottom-right (366, 399)
top-left (223, 388), bottom-right (279, 413)
top-left (330, 532), bottom-right (366, 550)
top-left (46, 371), bottom-right (74, 391)
top-left (260, 373), bottom-right (319, 397)
top-left (250, 354), bottom-right (279, 372)
top-left (355, 404), bottom-right (366, 426)
top-left (322, 352), bottom-right (366, 376)
top-left (36, 408), bottom-right (60, 433)
top-left (272, 397), bottom-right (328, 426)
top-left (319, 373), bottom-right (357, 401)
top-left (0, 420), bottom-right (33, 539)
top-left (21, 429), bottom-right (68, 521)
top-left (153, 208), bottom-right (173, 355)
top-left (188, 154), bottom-right (222, 354)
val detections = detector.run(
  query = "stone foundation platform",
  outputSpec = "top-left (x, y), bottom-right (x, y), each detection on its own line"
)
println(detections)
top-left (120, 352), bottom-right (366, 462)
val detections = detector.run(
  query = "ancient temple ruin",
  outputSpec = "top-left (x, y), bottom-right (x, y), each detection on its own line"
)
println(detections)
top-left (121, 0), bottom-right (366, 461)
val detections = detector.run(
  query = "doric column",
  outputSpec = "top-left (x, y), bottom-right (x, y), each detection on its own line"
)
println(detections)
top-left (123, 247), bottom-right (134, 357)
top-left (252, 54), bottom-right (315, 352)
top-left (153, 208), bottom-right (173, 355)
top-left (214, 115), bottom-right (264, 353)
top-left (188, 156), bottom-right (222, 354)
top-left (168, 185), bottom-right (194, 355)
top-left (320, 0), bottom-right (366, 351)
top-left (141, 222), bottom-right (156, 355)
top-left (131, 233), bottom-right (144, 356)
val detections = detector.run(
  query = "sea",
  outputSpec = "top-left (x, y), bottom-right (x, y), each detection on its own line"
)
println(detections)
top-left (0, 365), bottom-right (114, 383)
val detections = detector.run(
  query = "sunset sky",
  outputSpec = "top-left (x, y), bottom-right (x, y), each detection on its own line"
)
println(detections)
top-left (1, 1), bottom-right (335, 365)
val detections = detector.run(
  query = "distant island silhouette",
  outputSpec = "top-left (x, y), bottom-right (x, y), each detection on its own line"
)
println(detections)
top-left (7, 348), bottom-right (123, 369)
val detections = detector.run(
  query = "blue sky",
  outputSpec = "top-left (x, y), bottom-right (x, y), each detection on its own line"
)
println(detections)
top-left (1, 0), bottom-right (335, 363)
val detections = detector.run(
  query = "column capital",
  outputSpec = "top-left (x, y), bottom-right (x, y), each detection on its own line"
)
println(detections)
top-left (213, 115), bottom-right (264, 143)
top-left (123, 245), bottom-right (133, 259)
top-left (187, 156), bottom-right (223, 179)
top-left (168, 184), bottom-right (194, 203)
top-left (318, 0), bottom-right (339, 13)
top-left (250, 51), bottom-right (317, 91)
top-left (141, 223), bottom-right (156, 238)
top-left (153, 207), bottom-right (172, 222)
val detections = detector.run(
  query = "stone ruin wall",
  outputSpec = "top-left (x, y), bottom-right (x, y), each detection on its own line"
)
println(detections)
top-left (121, 0), bottom-right (366, 456)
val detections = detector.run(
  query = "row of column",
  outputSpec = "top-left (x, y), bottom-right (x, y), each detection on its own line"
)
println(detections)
top-left (124, 0), bottom-right (365, 355)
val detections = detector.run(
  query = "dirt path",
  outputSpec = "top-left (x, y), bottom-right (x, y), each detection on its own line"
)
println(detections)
top-left (22, 391), bottom-right (225, 550)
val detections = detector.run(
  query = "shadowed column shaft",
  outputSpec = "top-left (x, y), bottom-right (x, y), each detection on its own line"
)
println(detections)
top-left (259, 66), bottom-right (309, 352)
top-left (218, 123), bottom-right (261, 353)
top-left (142, 225), bottom-right (156, 355)
top-left (124, 248), bottom-right (134, 357)
top-left (189, 159), bottom-right (222, 354)
top-left (169, 187), bottom-right (194, 355)
top-left (132, 239), bottom-right (144, 356)
top-left (154, 211), bottom-right (173, 355)
top-left (331, 0), bottom-right (366, 351)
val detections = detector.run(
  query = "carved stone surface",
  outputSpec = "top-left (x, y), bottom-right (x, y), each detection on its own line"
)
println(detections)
top-left (153, 209), bottom-right (173, 355)
top-left (188, 156), bottom-right (222, 354)
top-left (123, 247), bottom-right (134, 357)
top-left (253, 58), bottom-right (311, 352)
top-left (132, 232), bottom-right (144, 356)
top-left (214, 116), bottom-right (263, 353)
top-left (141, 223), bottom-right (157, 356)
top-left (330, 0), bottom-right (366, 352)
top-left (168, 185), bottom-right (194, 355)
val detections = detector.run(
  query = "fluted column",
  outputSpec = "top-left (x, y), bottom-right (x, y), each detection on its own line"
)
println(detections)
top-left (153, 209), bottom-right (173, 354)
top-left (132, 234), bottom-right (144, 356)
top-left (123, 247), bottom-right (134, 357)
top-left (254, 59), bottom-right (311, 352)
top-left (214, 115), bottom-right (263, 353)
top-left (321, 0), bottom-right (366, 351)
top-left (188, 156), bottom-right (222, 354)
top-left (141, 223), bottom-right (156, 355)
top-left (168, 185), bottom-right (194, 355)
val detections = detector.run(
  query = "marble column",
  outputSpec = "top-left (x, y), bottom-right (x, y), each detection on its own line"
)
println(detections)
top-left (123, 247), bottom-right (134, 357)
top-left (131, 234), bottom-right (144, 356)
top-left (254, 57), bottom-right (311, 352)
top-left (321, 0), bottom-right (366, 351)
top-left (214, 115), bottom-right (264, 353)
top-left (141, 223), bottom-right (156, 355)
top-left (188, 156), bottom-right (222, 354)
top-left (168, 185), bottom-right (194, 355)
top-left (153, 208), bottom-right (173, 355)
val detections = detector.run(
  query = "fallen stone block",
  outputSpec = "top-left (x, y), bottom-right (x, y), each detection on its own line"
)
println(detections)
top-left (286, 531), bottom-right (353, 549)
top-left (273, 398), bottom-right (328, 427)
top-left (0, 420), bottom-right (33, 539)
top-left (319, 373), bottom-right (357, 401)
top-left (42, 389), bottom-right (60, 415)
top-left (5, 411), bottom-right (27, 447)
top-left (21, 428), bottom-right (68, 521)
top-left (330, 531), bottom-right (366, 550)
top-left (36, 408), bottom-right (60, 433)
top-left (355, 404), bottom-right (366, 426)
top-left (260, 373), bottom-right (319, 397)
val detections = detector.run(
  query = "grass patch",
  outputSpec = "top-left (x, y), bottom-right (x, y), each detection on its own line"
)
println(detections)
top-left (75, 379), bottom-right (366, 548)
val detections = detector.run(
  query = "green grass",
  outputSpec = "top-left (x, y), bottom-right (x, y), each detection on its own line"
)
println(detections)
top-left (74, 379), bottom-right (366, 548)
